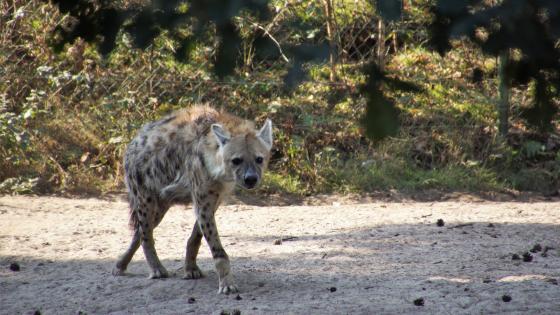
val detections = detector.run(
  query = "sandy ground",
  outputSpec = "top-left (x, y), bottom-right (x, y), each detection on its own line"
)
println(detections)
top-left (1, 195), bottom-right (560, 315)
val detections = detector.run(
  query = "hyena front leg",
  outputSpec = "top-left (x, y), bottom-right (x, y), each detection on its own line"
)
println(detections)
top-left (183, 221), bottom-right (204, 279)
top-left (194, 190), bottom-right (238, 294)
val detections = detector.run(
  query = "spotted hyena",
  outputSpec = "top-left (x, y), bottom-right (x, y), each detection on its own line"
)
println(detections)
top-left (112, 105), bottom-right (273, 294)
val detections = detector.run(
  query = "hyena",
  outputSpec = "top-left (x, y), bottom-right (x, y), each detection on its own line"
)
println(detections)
top-left (112, 105), bottom-right (273, 294)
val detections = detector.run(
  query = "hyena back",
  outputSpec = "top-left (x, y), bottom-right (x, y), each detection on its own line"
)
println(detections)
top-left (112, 105), bottom-right (273, 294)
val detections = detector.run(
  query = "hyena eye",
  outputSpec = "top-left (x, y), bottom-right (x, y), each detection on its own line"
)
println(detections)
top-left (231, 158), bottom-right (243, 165)
top-left (255, 156), bottom-right (264, 164)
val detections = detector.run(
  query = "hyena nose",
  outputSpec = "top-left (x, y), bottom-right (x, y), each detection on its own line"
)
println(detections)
top-left (244, 175), bottom-right (258, 188)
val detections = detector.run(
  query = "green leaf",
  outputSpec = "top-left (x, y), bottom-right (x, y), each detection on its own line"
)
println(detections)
top-left (108, 136), bottom-right (123, 144)
top-left (22, 108), bottom-right (35, 120)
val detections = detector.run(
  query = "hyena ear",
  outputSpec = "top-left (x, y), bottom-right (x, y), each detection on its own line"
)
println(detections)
top-left (257, 119), bottom-right (273, 150)
top-left (211, 124), bottom-right (230, 146)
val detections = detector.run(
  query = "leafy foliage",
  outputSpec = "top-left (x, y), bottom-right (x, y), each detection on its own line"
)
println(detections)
top-left (429, 0), bottom-right (560, 131)
top-left (48, 0), bottom-right (413, 140)
top-left (50, 0), bottom-right (272, 75)
top-left (0, 0), bottom-right (558, 196)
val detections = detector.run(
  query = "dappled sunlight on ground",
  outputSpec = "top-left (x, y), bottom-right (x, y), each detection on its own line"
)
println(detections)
top-left (1, 196), bottom-right (559, 314)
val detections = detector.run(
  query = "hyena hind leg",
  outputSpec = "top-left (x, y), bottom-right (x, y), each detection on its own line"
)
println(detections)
top-left (112, 228), bottom-right (141, 276)
top-left (137, 204), bottom-right (171, 279)
top-left (140, 228), bottom-right (169, 279)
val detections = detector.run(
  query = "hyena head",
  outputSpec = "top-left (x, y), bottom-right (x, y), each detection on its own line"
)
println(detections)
top-left (211, 119), bottom-right (273, 189)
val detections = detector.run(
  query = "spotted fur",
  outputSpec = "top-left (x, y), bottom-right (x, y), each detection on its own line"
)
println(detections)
top-left (112, 105), bottom-right (273, 294)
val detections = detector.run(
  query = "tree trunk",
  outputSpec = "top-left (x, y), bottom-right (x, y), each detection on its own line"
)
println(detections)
top-left (323, 0), bottom-right (337, 81)
top-left (498, 49), bottom-right (510, 137)
top-left (377, 19), bottom-right (386, 70)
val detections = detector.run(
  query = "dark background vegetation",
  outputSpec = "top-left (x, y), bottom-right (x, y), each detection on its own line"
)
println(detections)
top-left (1, 0), bottom-right (559, 196)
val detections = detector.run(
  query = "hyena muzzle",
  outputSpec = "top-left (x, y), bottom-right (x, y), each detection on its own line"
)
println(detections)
top-left (112, 105), bottom-right (273, 294)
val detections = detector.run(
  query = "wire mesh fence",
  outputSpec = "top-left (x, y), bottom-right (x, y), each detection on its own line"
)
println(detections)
top-left (1, 0), bottom-right (402, 118)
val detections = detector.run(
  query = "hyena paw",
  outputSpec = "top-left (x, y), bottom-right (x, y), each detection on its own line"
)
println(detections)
top-left (218, 275), bottom-right (238, 294)
top-left (183, 265), bottom-right (204, 280)
top-left (148, 266), bottom-right (169, 279)
top-left (218, 284), bottom-right (239, 295)
top-left (111, 267), bottom-right (126, 276)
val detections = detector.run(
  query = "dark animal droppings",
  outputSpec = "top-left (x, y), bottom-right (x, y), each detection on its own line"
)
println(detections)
top-left (9, 262), bottom-right (20, 271)
top-left (522, 252), bottom-right (533, 262)
top-left (502, 295), bottom-right (512, 302)
top-left (329, 287), bottom-right (337, 292)
top-left (413, 298), bottom-right (425, 306)
top-left (530, 244), bottom-right (542, 253)
top-left (235, 294), bottom-right (242, 300)
top-left (436, 219), bottom-right (445, 227)
top-left (546, 278), bottom-right (558, 285)
top-left (187, 297), bottom-right (196, 304)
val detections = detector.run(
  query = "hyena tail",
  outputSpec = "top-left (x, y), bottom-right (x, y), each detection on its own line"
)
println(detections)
top-left (127, 195), bottom-right (140, 230)
top-left (128, 208), bottom-right (139, 230)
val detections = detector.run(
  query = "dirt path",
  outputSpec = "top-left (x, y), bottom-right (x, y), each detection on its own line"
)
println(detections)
top-left (1, 195), bottom-right (559, 314)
